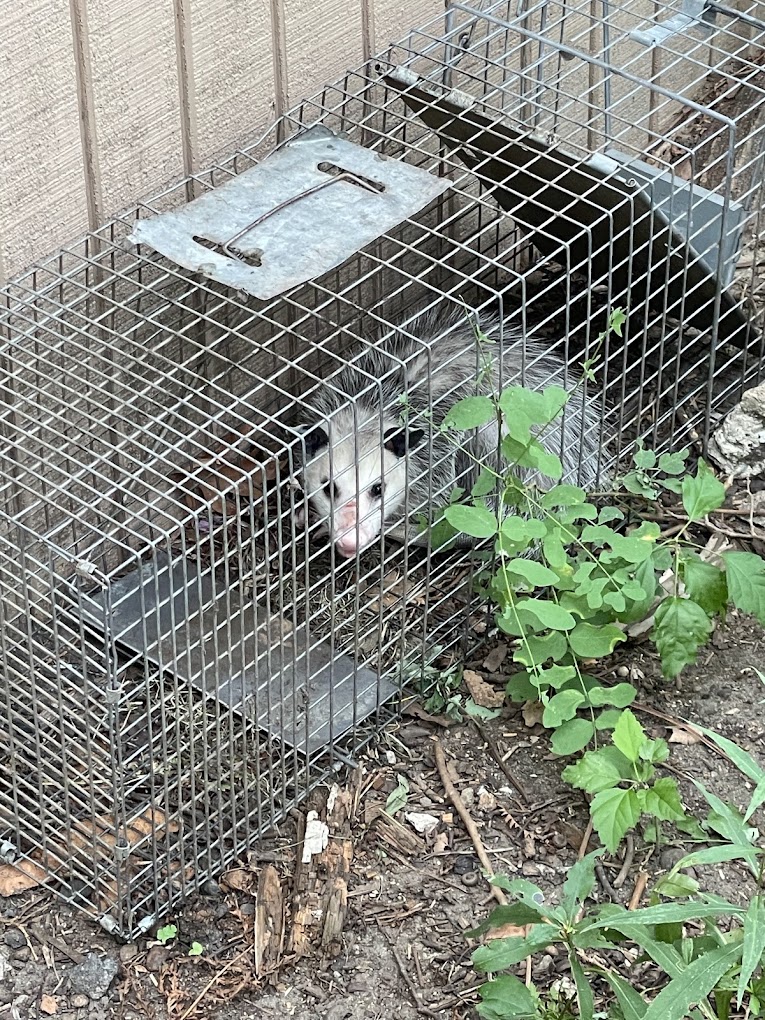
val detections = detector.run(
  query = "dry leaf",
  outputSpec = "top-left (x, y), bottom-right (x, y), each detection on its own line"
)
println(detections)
top-left (432, 832), bottom-right (449, 854)
top-left (482, 643), bottom-right (508, 673)
top-left (221, 867), bottom-right (255, 893)
top-left (40, 995), bottom-right (58, 1015)
top-left (0, 859), bottom-right (48, 896)
top-left (485, 923), bottom-right (527, 941)
top-left (668, 726), bottom-right (702, 745)
top-left (463, 669), bottom-right (505, 709)
top-left (522, 700), bottom-right (544, 727)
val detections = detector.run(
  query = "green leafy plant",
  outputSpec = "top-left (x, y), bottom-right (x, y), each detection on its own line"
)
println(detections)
top-left (470, 853), bottom-right (760, 1020)
top-left (562, 709), bottom-right (684, 851)
top-left (155, 923), bottom-right (178, 946)
top-left (433, 307), bottom-right (765, 779)
top-left (469, 722), bottom-right (765, 1020)
top-left (188, 941), bottom-right (205, 957)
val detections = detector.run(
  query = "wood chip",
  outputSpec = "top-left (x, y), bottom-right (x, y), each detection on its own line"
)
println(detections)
top-left (668, 726), bottom-right (702, 745)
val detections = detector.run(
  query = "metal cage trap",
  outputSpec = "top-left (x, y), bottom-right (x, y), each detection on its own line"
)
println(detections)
top-left (1, 0), bottom-right (765, 937)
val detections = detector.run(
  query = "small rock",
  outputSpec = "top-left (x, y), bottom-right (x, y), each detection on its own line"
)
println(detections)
top-left (67, 953), bottom-right (119, 999)
top-left (3, 929), bottom-right (25, 950)
top-left (201, 879), bottom-right (221, 898)
top-left (452, 855), bottom-right (477, 875)
top-left (71, 993), bottom-right (90, 1008)
top-left (144, 946), bottom-right (170, 973)
top-left (12, 945), bottom-right (30, 963)
top-left (12, 962), bottom-right (47, 996)
top-left (240, 901), bottom-right (256, 916)
top-left (709, 381), bottom-right (765, 478)
top-left (521, 862), bottom-right (541, 876)
top-left (118, 944), bottom-right (139, 964)
top-left (460, 787), bottom-right (475, 808)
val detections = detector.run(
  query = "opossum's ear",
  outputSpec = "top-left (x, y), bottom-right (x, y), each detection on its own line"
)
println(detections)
top-left (297, 424), bottom-right (329, 460)
top-left (383, 427), bottom-right (426, 458)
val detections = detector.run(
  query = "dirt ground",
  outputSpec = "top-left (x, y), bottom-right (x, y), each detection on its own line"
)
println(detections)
top-left (1, 609), bottom-right (763, 1020)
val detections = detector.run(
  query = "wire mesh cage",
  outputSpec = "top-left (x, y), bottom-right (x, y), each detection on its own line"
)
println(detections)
top-left (1, 0), bottom-right (764, 937)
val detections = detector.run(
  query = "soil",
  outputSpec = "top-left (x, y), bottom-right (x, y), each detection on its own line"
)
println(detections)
top-left (1, 609), bottom-right (763, 1020)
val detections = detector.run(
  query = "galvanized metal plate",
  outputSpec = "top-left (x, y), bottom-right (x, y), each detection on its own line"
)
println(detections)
top-left (384, 70), bottom-right (758, 352)
top-left (73, 553), bottom-right (395, 754)
top-left (128, 124), bottom-right (451, 300)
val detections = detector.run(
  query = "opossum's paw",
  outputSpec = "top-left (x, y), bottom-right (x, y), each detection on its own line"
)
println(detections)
top-left (294, 506), bottom-right (307, 528)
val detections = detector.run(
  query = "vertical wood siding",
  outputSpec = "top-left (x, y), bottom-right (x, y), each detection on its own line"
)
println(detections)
top-left (0, 0), bottom-right (445, 282)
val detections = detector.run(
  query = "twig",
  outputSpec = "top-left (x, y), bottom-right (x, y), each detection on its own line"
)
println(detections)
top-left (380, 926), bottom-right (439, 1019)
top-left (595, 862), bottom-right (617, 901)
top-left (412, 945), bottom-right (425, 987)
top-left (433, 739), bottom-right (506, 905)
top-left (178, 947), bottom-right (253, 1020)
top-left (577, 818), bottom-right (594, 860)
top-left (628, 870), bottom-right (649, 910)
top-left (613, 835), bottom-right (634, 890)
top-left (473, 721), bottom-right (528, 803)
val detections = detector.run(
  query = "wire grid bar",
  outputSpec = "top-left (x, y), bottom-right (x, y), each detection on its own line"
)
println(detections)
top-left (0, 0), bottom-right (764, 936)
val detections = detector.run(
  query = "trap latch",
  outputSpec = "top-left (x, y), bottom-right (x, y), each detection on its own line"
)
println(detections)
top-left (128, 124), bottom-right (451, 300)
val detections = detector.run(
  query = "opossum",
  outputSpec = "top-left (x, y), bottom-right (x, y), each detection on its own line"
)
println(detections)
top-left (294, 307), bottom-right (608, 558)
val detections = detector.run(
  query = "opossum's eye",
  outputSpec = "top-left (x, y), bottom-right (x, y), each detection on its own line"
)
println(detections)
top-left (322, 479), bottom-right (339, 501)
top-left (369, 482), bottom-right (384, 500)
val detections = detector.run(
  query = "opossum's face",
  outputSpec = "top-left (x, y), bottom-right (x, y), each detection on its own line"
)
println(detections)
top-left (300, 421), bottom-right (425, 557)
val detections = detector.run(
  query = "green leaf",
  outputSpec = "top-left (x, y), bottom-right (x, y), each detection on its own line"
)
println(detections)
top-left (540, 484), bottom-right (587, 507)
top-left (515, 598), bottom-right (576, 631)
top-left (385, 775), bottom-right (409, 815)
top-left (682, 459), bottom-right (726, 521)
top-left (444, 504), bottom-right (498, 539)
top-left (739, 900), bottom-right (765, 1006)
top-left (551, 718), bottom-right (595, 756)
top-left (505, 558), bottom-right (560, 588)
top-left (502, 435), bottom-right (563, 480)
top-left (563, 749), bottom-right (623, 793)
top-left (472, 467), bottom-right (498, 498)
top-left (597, 969), bottom-right (647, 1019)
top-left (659, 449), bottom-right (690, 475)
top-left (590, 787), bottom-right (642, 852)
top-left (472, 924), bottom-right (559, 972)
top-left (682, 554), bottom-right (729, 617)
top-left (612, 709), bottom-right (645, 763)
top-left (543, 689), bottom-right (584, 728)
top-left (643, 942), bottom-right (742, 1020)
top-left (156, 924), bottom-right (178, 946)
top-left (188, 941), bottom-right (204, 956)
top-left (513, 631), bottom-right (568, 667)
top-left (569, 951), bottom-right (594, 1020)
top-left (722, 551), bottom-right (765, 626)
top-left (568, 622), bottom-right (626, 659)
top-left (586, 901), bottom-right (746, 932)
top-left (669, 845), bottom-right (762, 873)
top-left (588, 684), bottom-right (636, 708)
top-left (695, 782), bottom-right (757, 864)
top-left (475, 902), bottom-right (546, 936)
top-left (443, 395), bottom-right (496, 431)
top-left (476, 975), bottom-right (538, 1019)
top-left (691, 725), bottom-right (765, 817)
top-left (654, 872), bottom-right (700, 897)
top-left (641, 777), bottom-right (685, 821)
top-left (652, 597), bottom-right (713, 679)
top-left (595, 708), bottom-right (625, 730)
top-left (561, 850), bottom-right (603, 919)
top-left (465, 700), bottom-right (502, 721)
top-left (634, 445), bottom-right (657, 470)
